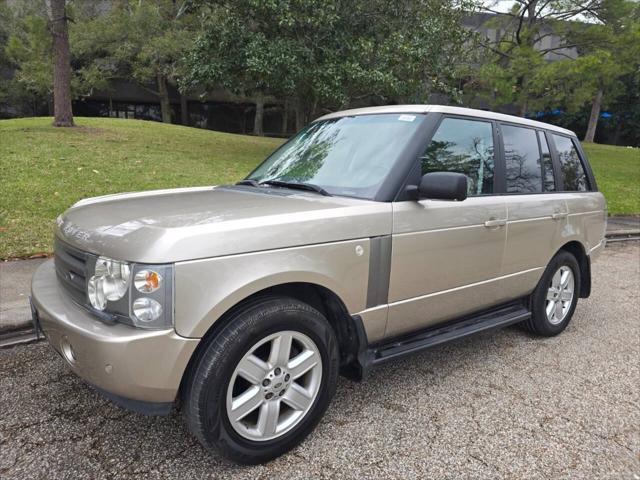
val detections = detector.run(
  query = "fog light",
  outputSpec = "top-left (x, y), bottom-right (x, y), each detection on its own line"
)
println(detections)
top-left (60, 337), bottom-right (76, 364)
top-left (132, 297), bottom-right (162, 322)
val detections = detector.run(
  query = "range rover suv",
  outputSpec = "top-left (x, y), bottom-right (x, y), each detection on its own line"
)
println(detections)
top-left (31, 105), bottom-right (606, 464)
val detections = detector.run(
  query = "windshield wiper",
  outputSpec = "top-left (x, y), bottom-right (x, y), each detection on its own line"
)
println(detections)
top-left (260, 180), bottom-right (332, 196)
top-left (235, 179), bottom-right (261, 187)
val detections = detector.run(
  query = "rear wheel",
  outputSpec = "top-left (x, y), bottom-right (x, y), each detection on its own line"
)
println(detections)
top-left (525, 250), bottom-right (581, 336)
top-left (183, 297), bottom-right (339, 464)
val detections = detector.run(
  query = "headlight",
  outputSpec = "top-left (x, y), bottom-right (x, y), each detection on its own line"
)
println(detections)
top-left (86, 256), bottom-right (173, 330)
top-left (89, 257), bottom-right (131, 308)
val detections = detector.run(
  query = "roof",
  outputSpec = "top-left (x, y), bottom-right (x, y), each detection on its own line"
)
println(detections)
top-left (314, 105), bottom-right (575, 136)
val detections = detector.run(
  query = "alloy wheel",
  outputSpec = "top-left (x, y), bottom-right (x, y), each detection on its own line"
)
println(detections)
top-left (225, 330), bottom-right (322, 441)
top-left (546, 266), bottom-right (575, 325)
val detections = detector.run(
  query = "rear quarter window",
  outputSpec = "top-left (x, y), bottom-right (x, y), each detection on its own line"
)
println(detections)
top-left (551, 134), bottom-right (590, 191)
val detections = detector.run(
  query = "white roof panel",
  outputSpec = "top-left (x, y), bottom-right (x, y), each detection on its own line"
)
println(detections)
top-left (314, 105), bottom-right (575, 136)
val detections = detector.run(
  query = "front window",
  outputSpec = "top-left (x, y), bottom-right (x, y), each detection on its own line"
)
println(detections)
top-left (421, 117), bottom-right (495, 196)
top-left (247, 113), bottom-right (427, 199)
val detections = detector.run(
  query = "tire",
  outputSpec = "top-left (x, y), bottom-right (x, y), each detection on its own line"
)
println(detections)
top-left (524, 250), bottom-right (581, 336)
top-left (183, 296), bottom-right (340, 465)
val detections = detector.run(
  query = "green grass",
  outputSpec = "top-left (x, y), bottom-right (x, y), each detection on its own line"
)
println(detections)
top-left (0, 117), bottom-right (282, 259)
top-left (583, 143), bottom-right (640, 216)
top-left (0, 117), bottom-right (638, 259)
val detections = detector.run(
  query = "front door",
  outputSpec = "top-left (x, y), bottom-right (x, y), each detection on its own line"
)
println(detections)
top-left (385, 116), bottom-right (507, 338)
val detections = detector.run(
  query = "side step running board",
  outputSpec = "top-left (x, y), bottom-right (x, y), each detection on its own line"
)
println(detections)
top-left (369, 303), bottom-right (530, 366)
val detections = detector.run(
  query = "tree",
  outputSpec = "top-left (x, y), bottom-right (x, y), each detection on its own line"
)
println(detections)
top-left (186, 0), bottom-right (475, 135)
top-left (3, 1), bottom-right (54, 116)
top-left (472, 0), bottom-right (605, 116)
top-left (49, 0), bottom-right (74, 126)
top-left (186, 1), bottom-right (310, 135)
top-left (579, 0), bottom-right (639, 141)
top-left (73, 0), bottom-right (196, 124)
top-left (527, 0), bottom-right (640, 141)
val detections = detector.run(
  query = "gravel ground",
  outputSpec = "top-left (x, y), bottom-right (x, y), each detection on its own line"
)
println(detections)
top-left (1, 242), bottom-right (638, 479)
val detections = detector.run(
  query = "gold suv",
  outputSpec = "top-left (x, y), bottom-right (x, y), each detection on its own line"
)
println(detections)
top-left (31, 105), bottom-right (606, 464)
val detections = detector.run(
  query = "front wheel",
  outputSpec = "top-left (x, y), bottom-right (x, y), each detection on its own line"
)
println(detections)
top-left (183, 297), bottom-right (339, 464)
top-left (524, 250), bottom-right (581, 336)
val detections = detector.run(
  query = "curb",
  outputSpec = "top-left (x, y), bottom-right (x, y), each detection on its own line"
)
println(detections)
top-left (0, 328), bottom-right (42, 349)
top-left (606, 229), bottom-right (640, 242)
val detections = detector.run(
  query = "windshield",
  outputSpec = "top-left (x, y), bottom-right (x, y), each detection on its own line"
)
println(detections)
top-left (247, 113), bottom-right (426, 199)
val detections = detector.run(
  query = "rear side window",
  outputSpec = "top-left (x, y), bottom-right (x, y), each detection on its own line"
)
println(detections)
top-left (538, 131), bottom-right (556, 191)
top-left (422, 118), bottom-right (494, 195)
top-left (502, 125), bottom-right (542, 193)
top-left (551, 134), bottom-right (589, 191)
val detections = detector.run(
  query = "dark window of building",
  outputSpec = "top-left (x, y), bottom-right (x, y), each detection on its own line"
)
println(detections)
top-left (538, 131), bottom-right (556, 192)
top-left (502, 124), bottom-right (543, 193)
top-left (422, 117), bottom-right (494, 195)
top-left (552, 134), bottom-right (589, 191)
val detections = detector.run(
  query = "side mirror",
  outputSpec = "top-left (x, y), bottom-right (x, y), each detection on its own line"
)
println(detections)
top-left (417, 172), bottom-right (468, 201)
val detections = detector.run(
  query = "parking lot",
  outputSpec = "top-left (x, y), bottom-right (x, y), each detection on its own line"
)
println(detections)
top-left (1, 242), bottom-right (638, 479)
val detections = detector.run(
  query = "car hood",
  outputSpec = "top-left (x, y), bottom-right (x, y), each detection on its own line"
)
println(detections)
top-left (56, 185), bottom-right (391, 263)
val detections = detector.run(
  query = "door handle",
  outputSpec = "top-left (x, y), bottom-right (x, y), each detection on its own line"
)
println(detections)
top-left (484, 218), bottom-right (507, 228)
top-left (551, 212), bottom-right (568, 220)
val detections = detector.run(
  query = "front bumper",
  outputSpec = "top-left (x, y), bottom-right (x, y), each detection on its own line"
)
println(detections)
top-left (31, 260), bottom-right (199, 413)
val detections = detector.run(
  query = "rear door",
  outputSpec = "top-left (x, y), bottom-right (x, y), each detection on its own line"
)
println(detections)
top-left (549, 133), bottom-right (606, 252)
top-left (385, 116), bottom-right (508, 338)
top-left (500, 125), bottom-right (567, 298)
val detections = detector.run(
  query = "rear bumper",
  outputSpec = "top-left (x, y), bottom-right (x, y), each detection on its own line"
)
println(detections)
top-left (31, 260), bottom-right (199, 413)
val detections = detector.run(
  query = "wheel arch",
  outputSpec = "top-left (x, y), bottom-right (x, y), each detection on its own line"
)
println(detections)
top-left (558, 240), bottom-right (591, 298)
top-left (178, 282), bottom-right (364, 402)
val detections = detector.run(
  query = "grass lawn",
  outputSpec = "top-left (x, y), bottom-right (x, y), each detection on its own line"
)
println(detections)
top-left (0, 117), bottom-right (638, 259)
top-left (0, 117), bottom-right (282, 259)
top-left (583, 143), bottom-right (640, 216)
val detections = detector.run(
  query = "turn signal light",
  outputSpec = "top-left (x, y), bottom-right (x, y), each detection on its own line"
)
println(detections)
top-left (134, 270), bottom-right (162, 293)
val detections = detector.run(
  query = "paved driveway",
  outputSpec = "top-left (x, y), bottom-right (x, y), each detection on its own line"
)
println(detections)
top-left (1, 242), bottom-right (638, 479)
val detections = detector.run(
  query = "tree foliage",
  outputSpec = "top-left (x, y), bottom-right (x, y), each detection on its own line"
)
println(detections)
top-left (2, 0), bottom-right (196, 122)
top-left (530, 0), bottom-right (640, 141)
top-left (471, 0), bottom-right (606, 114)
top-left (72, 0), bottom-right (197, 123)
top-left (185, 0), bottom-right (476, 133)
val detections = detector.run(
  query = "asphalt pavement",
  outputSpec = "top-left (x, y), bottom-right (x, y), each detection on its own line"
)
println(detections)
top-left (0, 242), bottom-right (638, 479)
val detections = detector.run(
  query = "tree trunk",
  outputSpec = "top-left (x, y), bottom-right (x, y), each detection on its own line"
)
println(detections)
top-left (584, 89), bottom-right (603, 143)
top-left (157, 73), bottom-right (172, 123)
top-left (518, 98), bottom-right (528, 117)
top-left (613, 116), bottom-right (622, 146)
top-left (253, 92), bottom-right (264, 136)
top-left (180, 94), bottom-right (189, 126)
top-left (295, 99), bottom-right (305, 132)
top-left (281, 100), bottom-right (288, 135)
top-left (50, 0), bottom-right (74, 127)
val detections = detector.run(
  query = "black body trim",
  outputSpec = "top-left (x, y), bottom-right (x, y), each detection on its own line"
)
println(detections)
top-left (579, 252), bottom-right (592, 298)
top-left (366, 235), bottom-right (392, 308)
top-left (350, 300), bottom-right (530, 380)
top-left (91, 384), bottom-right (173, 416)
top-left (573, 138), bottom-right (599, 192)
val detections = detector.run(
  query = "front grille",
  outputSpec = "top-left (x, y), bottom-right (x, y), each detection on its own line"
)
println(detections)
top-left (54, 238), bottom-right (89, 305)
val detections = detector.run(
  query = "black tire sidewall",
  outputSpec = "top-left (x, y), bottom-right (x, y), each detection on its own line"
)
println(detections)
top-left (185, 297), bottom-right (339, 464)
top-left (531, 251), bottom-right (581, 336)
